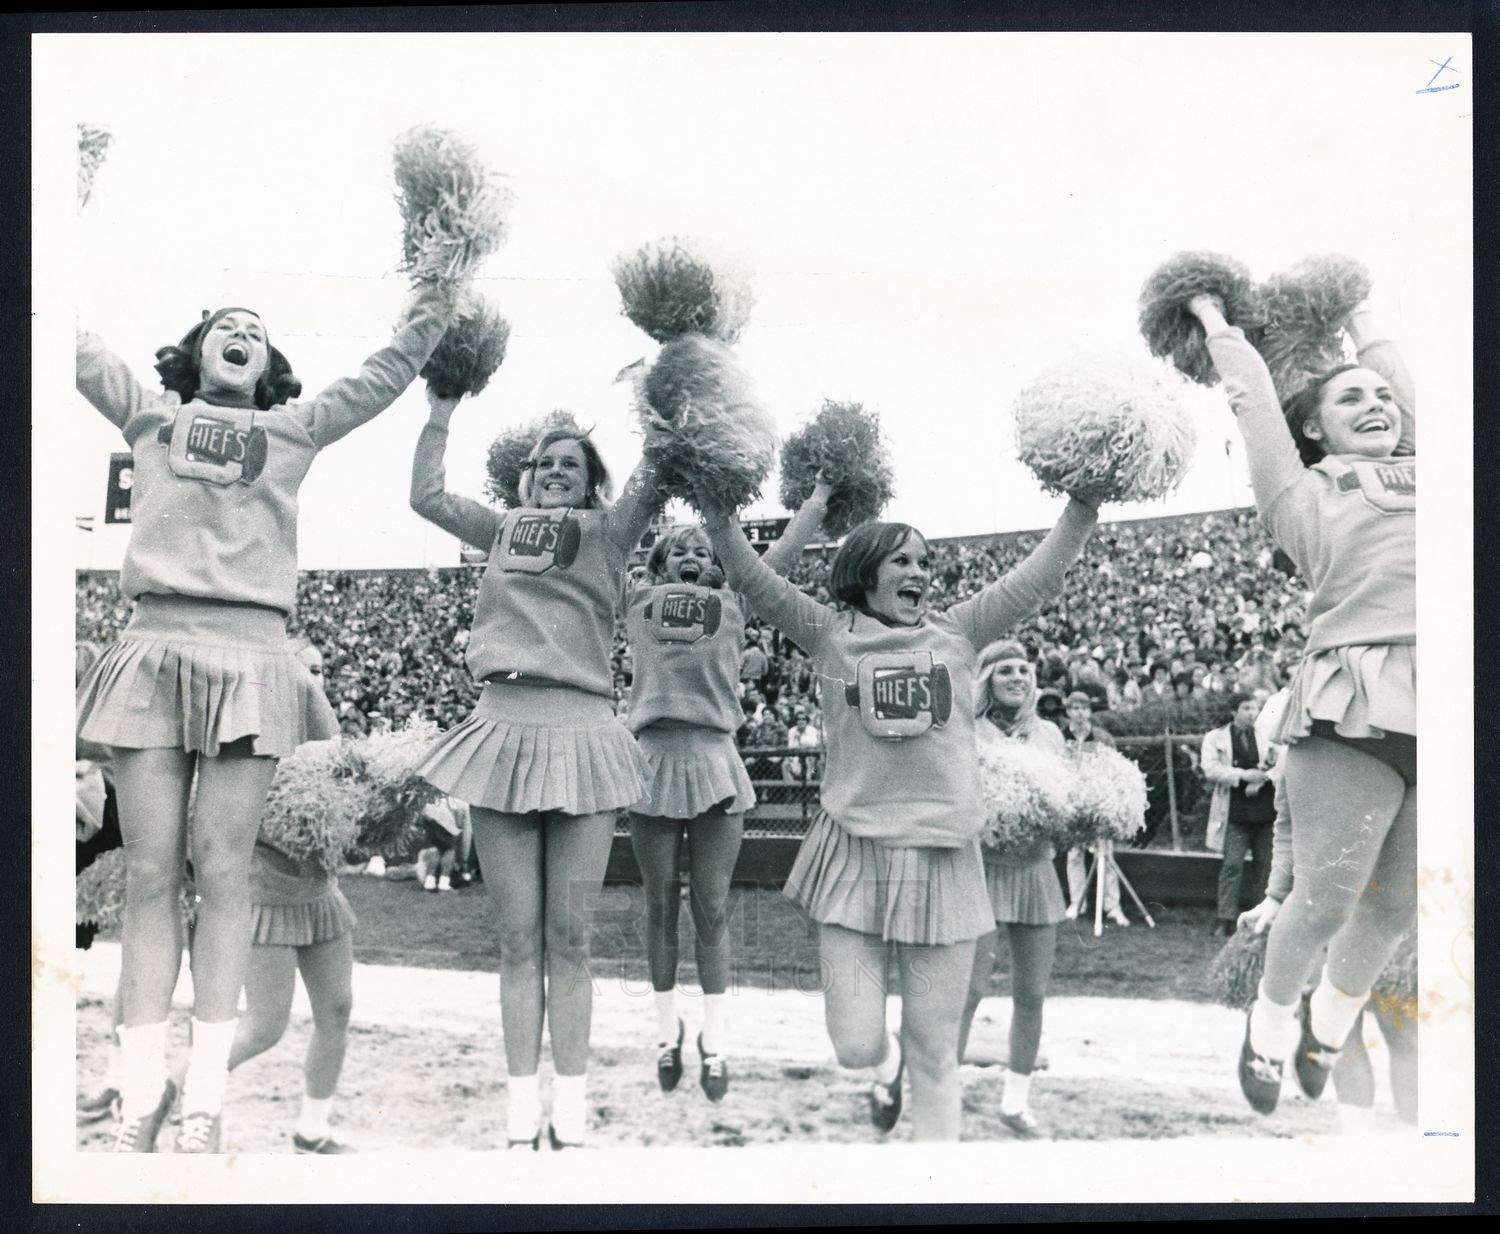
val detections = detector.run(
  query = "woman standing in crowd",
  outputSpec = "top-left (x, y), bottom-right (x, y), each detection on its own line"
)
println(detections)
top-left (624, 481), bottom-right (832, 1102)
top-left (410, 389), bottom-right (664, 1150)
top-left (696, 484), bottom-right (1097, 1142)
top-left (956, 641), bottom-right (1070, 1138)
top-left (75, 279), bottom-right (454, 1154)
top-left (1185, 292), bottom-right (1415, 1114)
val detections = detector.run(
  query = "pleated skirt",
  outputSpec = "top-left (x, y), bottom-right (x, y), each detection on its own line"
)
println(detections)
top-left (248, 844), bottom-right (357, 947)
top-left (783, 811), bottom-right (994, 946)
top-left (632, 725), bottom-right (756, 820)
top-left (982, 851), bottom-right (1066, 927)
top-left (76, 594), bottom-right (337, 759)
top-left (418, 681), bottom-right (647, 816)
top-left (1275, 643), bottom-right (1416, 744)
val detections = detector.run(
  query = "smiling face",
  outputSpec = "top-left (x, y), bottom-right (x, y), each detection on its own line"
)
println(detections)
top-left (197, 310), bottom-right (269, 400)
top-left (664, 529), bottom-right (716, 585)
top-left (865, 533), bottom-right (931, 626)
top-left (530, 437), bottom-right (589, 508)
top-left (987, 657), bottom-right (1034, 711)
top-left (1303, 368), bottom-right (1400, 459)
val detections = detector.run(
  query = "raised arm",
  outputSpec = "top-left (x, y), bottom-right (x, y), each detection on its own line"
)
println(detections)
top-left (76, 330), bottom-right (168, 430)
top-left (760, 480), bottom-right (832, 575)
top-left (297, 281), bottom-right (456, 449)
top-left (409, 389), bottom-right (503, 549)
top-left (949, 498), bottom-right (1097, 649)
top-left (1347, 304), bottom-right (1415, 455)
top-left (603, 454), bottom-right (666, 554)
top-left (700, 503), bottom-right (833, 657)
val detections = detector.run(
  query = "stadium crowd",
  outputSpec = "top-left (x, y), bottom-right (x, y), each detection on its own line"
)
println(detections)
top-left (76, 506), bottom-right (1307, 751)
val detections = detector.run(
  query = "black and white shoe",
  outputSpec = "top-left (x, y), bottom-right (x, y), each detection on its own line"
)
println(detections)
top-left (657, 1019), bottom-right (685, 1092)
top-left (1238, 1014), bottom-right (1284, 1115)
top-left (698, 1033), bottom-right (729, 1103)
top-left (293, 1132), bottom-right (356, 1154)
top-left (113, 1080), bottom-right (177, 1153)
top-left (869, 1037), bottom-right (904, 1133)
top-left (1293, 992), bottom-right (1341, 1100)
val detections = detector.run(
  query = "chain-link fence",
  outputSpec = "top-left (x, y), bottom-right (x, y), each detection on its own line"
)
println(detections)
top-left (614, 735), bottom-right (1216, 851)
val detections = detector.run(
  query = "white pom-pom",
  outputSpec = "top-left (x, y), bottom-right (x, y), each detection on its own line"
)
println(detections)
top-left (976, 726), bottom-right (1075, 853)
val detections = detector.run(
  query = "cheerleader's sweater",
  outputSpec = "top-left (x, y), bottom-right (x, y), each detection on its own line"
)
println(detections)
top-left (625, 493), bottom-right (829, 735)
top-left (75, 282), bottom-right (453, 615)
top-left (1206, 327), bottom-right (1414, 654)
top-left (410, 420), bottom-right (662, 698)
top-left (710, 500), bottom-right (1096, 848)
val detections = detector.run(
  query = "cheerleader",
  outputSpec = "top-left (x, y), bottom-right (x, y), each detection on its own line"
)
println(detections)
top-left (1184, 293), bottom-right (1415, 1114)
top-left (696, 483), bottom-right (1097, 1141)
top-left (410, 390), bottom-right (664, 1149)
top-left (956, 641), bottom-right (1068, 1138)
top-left (75, 282), bottom-right (454, 1153)
top-left (625, 480), bottom-right (832, 1101)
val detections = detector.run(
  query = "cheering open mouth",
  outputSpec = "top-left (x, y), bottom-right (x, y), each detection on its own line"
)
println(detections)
top-left (222, 342), bottom-right (250, 367)
top-left (1354, 415), bottom-right (1392, 435)
top-left (678, 560), bottom-right (702, 583)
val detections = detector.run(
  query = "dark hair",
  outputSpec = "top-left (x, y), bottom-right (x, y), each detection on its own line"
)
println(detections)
top-left (520, 428), bottom-right (613, 508)
top-left (1282, 363), bottom-right (1361, 467)
top-left (645, 525), bottom-right (715, 583)
top-left (154, 309), bottom-right (302, 412)
top-left (829, 521), bottom-right (923, 607)
top-left (1228, 691), bottom-right (1254, 711)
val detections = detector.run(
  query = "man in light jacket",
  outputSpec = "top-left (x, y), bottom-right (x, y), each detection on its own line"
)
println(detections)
top-left (1201, 693), bottom-right (1276, 936)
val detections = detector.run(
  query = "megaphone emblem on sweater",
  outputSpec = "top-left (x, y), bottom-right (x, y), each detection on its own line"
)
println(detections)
top-left (644, 585), bottom-right (722, 643)
top-left (498, 509), bottom-right (582, 574)
top-left (159, 410), bottom-right (268, 485)
top-left (844, 650), bottom-right (952, 739)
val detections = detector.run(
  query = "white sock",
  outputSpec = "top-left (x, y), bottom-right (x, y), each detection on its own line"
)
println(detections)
top-left (1248, 984), bottom-right (1301, 1061)
top-left (869, 1031), bottom-right (901, 1086)
top-left (1309, 973), bottom-right (1368, 1049)
top-left (181, 1017), bottom-right (238, 1116)
top-left (506, 1072), bottom-right (541, 1142)
top-left (106, 1029), bottom-right (123, 1091)
top-left (118, 1020), bottom-right (169, 1120)
top-left (700, 994), bottom-right (729, 1056)
top-left (1001, 1069), bottom-right (1033, 1116)
top-left (654, 989), bottom-right (678, 1046)
top-left (551, 1072), bottom-right (587, 1144)
top-left (1339, 1102), bottom-right (1378, 1136)
top-left (296, 1095), bottom-right (333, 1141)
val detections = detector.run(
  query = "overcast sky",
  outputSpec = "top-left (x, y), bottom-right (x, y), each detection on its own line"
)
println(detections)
top-left (38, 32), bottom-right (1469, 569)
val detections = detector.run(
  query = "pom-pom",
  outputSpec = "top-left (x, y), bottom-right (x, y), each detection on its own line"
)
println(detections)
top-left (422, 288), bottom-right (511, 398)
top-left (76, 848), bottom-right (196, 933)
top-left (1012, 355), bottom-right (1198, 504)
top-left (392, 125), bottom-right (512, 285)
top-left (1252, 255), bottom-right (1373, 402)
top-left (484, 410), bottom-right (587, 508)
top-left (1138, 251), bottom-right (1259, 385)
top-left (352, 718), bottom-right (444, 860)
top-left (78, 124), bottom-right (112, 207)
top-left (639, 335), bottom-right (776, 509)
top-left (1207, 926), bottom-right (1268, 1011)
top-left (258, 738), bottom-right (368, 874)
top-left (779, 400), bottom-right (895, 538)
top-left (1065, 745), bottom-right (1149, 844)
top-left (976, 726), bottom-right (1075, 854)
top-left (1371, 928), bottom-right (1417, 1019)
top-left (612, 237), bottom-right (754, 344)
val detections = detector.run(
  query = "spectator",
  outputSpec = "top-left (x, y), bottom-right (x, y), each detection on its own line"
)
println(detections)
top-left (738, 628), bottom-right (769, 698)
top-left (1201, 694), bottom-right (1276, 937)
top-left (1060, 692), bottom-right (1129, 927)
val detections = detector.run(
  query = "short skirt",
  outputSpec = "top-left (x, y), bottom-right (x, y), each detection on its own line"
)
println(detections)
top-left (76, 594), bottom-right (337, 759)
top-left (418, 681), bottom-right (647, 816)
top-left (249, 845), bottom-right (356, 947)
top-left (1275, 643), bottom-right (1416, 744)
top-left (632, 726), bottom-right (756, 820)
top-left (982, 850), bottom-right (1066, 927)
top-left (783, 811), bottom-right (994, 946)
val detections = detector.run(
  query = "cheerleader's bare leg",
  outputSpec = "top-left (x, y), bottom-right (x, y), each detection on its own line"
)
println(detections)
top-left (895, 939), bottom-right (975, 1141)
top-left (541, 810), bottom-right (616, 1075)
top-left (684, 811), bottom-right (743, 998)
top-left (297, 932), bottom-right (355, 1101)
top-left (819, 924), bottom-right (893, 1071)
top-left (226, 944), bottom-right (297, 1068)
top-left (628, 815), bottom-right (686, 997)
top-left (1004, 922), bottom-right (1058, 1078)
top-left (1325, 784), bottom-right (1417, 996)
top-left (1373, 994), bottom-right (1418, 1124)
top-left (956, 928), bottom-right (999, 1063)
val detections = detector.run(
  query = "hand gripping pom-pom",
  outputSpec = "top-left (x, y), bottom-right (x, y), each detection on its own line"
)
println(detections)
top-left (779, 400), bottom-right (895, 538)
top-left (1013, 355), bottom-right (1198, 505)
top-left (76, 848), bottom-right (197, 933)
top-left (639, 335), bottom-right (776, 509)
top-left (976, 726), bottom-right (1076, 854)
top-left (422, 288), bottom-right (511, 399)
top-left (1252, 255), bottom-right (1373, 403)
top-left (1064, 745), bottom-right (1149, 846)
top-left (613, 237), bottom-right (755, 345)
top-left (485, 410), bottom-right (587, 509)
top-left (1138, 251), bottom-right (1260, 385)
top-left (258, 738), bottom-right (369, 874)
top-left (78, 124), bottom-right (113, 207)
top-left (352, 718), bottom-right (445, 861)
top-left (1207, 926), bottom-right (1269, 1011)
top-left (393, 125), bottom-right (512, 285)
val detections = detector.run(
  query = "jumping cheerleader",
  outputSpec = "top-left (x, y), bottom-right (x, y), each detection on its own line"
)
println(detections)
top-left (1184, 293), bottom-right (1415, 1114)
top-left (626, 480), bottom-right (833, 1101)
top-left (955, 641), bottom-right (1069, 1138)
top-left (411, 389), bottom-right (664, 1150)
top-left (75, 281), bottom-right (454, 1153)
top-left (696, 483), bottom-right (1097, 1141)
